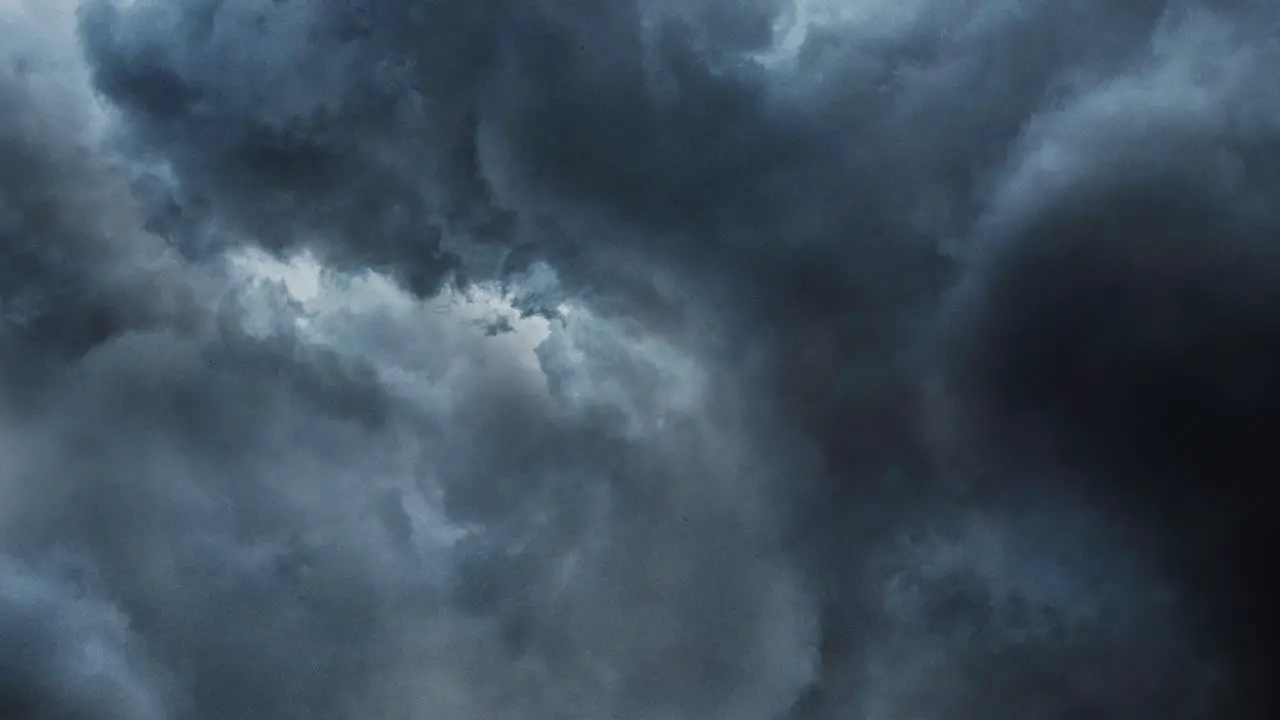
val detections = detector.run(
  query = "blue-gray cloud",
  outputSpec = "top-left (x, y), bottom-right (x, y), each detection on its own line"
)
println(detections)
top-left (1, 1), bottom-right (1276, 718)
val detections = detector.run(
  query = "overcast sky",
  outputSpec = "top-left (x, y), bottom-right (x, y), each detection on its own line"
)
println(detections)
top-left (2, 1), bottom-right (1279, 718)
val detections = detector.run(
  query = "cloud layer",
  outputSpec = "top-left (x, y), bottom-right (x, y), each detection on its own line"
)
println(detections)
top-left (3, 0), bottom-right (1279, 717)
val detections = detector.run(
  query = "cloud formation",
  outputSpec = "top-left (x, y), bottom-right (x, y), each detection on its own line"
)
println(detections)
top-left (2, 0), bottom-right (1279, 717)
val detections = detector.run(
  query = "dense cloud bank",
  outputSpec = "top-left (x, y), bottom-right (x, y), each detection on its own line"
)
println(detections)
top-left (2, 0), bottom-right (1279, 717)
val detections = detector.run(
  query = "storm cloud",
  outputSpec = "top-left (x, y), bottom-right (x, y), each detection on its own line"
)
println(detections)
top-left (2, 0), bottom-right (1278, 717)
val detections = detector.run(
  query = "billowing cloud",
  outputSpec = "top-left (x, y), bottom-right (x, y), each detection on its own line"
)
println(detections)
top-left (2, 0), bottom-right (1277, 718)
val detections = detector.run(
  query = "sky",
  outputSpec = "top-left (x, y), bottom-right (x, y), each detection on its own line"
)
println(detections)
top-left (2, 0), bottom-right (1279, 718)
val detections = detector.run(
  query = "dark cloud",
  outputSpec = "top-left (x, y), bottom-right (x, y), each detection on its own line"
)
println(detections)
top-left (2, 0), bottom-right (1279, 717)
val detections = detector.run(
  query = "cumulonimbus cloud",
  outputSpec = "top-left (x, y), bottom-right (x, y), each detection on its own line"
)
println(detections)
top-left (2, 1), bottom-right (1278, 718)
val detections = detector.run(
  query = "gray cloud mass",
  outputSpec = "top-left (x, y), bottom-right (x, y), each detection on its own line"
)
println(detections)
top-left (2, 0), bottom-right (1278, 717)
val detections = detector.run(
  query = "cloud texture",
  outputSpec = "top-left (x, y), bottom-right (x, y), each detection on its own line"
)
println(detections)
top-left (3, 0), bottom-right (1279, 717)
